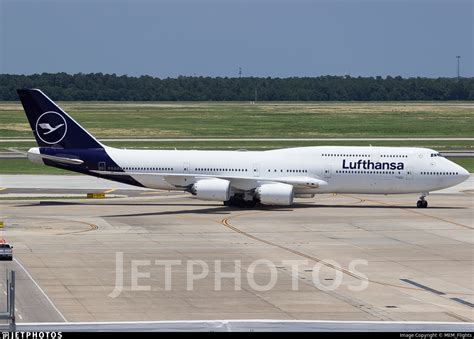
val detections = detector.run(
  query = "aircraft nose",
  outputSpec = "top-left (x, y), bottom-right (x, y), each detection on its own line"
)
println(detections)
top-left (459, 166), bottom-right (469, 180)
top-left (455, 163), bottom-right (470, 182)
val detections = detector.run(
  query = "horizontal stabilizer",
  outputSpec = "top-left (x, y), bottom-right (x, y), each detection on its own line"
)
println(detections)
top-left (27, 150), bottom-right (83, 165)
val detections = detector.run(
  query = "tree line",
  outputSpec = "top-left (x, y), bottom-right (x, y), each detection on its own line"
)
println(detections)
top-left (1, 73), bottom-right (473, 101)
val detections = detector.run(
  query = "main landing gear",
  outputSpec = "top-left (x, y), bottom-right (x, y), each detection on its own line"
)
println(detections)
top-left (416, 193), bottom-right (428, 208)
top-left (223, 195), bottom-right (259, 208)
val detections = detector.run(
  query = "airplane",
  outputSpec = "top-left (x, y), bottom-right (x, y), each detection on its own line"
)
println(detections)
top-left (17, 89), bottom-right (469, 208)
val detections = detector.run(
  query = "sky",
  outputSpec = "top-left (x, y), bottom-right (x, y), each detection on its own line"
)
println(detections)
top-left (1, 0), bottom-right (473, 78)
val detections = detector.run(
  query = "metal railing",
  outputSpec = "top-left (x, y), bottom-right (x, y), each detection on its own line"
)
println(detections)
top-left (0, 270), bottom-right (15, 332)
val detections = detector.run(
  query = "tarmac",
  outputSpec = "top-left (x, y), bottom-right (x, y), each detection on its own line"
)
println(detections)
top-left (0, 174), bottom-right (472, 326)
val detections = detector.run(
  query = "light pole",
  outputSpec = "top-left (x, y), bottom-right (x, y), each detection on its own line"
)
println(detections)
top-left (456, 56), bottom-right (460, 79)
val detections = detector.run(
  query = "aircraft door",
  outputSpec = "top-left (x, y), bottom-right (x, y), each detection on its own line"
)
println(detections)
top-left (183, 162), bottom-right (190, 174)
top-left (406, 166), bottom-right (414, 180)
top-left (323, 165), bottom-right (332, 178)
top-left (98, 161), bottom-right (106, 171)
top-left (252, 163), bottom-right (260, 177)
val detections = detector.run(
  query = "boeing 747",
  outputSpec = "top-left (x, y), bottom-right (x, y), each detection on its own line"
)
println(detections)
top-left (17, 89), bottom-right (469, 208)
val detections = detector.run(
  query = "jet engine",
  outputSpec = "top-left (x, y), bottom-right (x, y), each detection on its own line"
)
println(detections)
top-left (191, 178), bottom-right (231, 201)
top-left (256, 183), bottom-right (294, 206)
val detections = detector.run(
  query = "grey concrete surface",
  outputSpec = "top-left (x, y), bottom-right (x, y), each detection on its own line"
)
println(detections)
top-left (14, 320), bottom-right (474, 332)
top-left (0, 260), bottom-right (66, 323)
top-left (0, 176), bottom-right (472, 324)
top-left (0, 153), bottom-right (26, 159)
top-left (441, 151), bottom-right (474, 157)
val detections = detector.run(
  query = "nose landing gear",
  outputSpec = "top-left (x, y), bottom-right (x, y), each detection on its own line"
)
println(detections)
top-left (417, 193), bottom-right (428, 208)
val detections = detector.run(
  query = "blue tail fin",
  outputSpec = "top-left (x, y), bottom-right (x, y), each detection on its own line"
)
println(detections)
top-left (17, 89), bottom-right (102, 149)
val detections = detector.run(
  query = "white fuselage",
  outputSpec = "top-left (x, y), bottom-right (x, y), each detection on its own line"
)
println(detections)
top-left (20, 89), bottom-right (470, 207)
top-left (103, 146), bottom-right (469, 195)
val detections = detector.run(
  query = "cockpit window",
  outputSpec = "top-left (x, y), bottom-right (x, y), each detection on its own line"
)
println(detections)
top-left (430, 153), bottom-right (443, 157)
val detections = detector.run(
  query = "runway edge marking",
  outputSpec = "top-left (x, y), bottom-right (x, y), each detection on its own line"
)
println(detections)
top-left (13, 258), bottom-right (68, 322)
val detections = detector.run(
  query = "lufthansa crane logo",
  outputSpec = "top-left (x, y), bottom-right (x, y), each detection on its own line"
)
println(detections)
top-left (35, 111), bottom-right (68, 144)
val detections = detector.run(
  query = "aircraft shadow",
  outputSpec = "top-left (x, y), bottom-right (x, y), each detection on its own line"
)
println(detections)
top-left (16, 201), bottom-right (465, 219)
top-left (103, 203), bottom-right (464, 218)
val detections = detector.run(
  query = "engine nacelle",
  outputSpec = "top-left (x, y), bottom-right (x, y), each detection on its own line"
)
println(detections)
top-left (191, 179), bottom-right (231, 201)
top-left (256, 183), bottom-right (294, 206)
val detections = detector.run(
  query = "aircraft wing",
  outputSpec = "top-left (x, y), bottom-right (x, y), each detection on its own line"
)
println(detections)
top-left (91, 170), bottom-right (327, 188)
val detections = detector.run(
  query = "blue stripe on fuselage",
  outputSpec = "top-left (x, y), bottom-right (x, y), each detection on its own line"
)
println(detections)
top-left (40, 147), bottom-right (144, 187)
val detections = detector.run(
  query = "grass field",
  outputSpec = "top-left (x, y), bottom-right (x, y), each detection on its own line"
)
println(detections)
top-left (1, 101), bottom-right (473, 139)
top-left (0, 101), bottom-right (473, 174)
top-left (2, 139), bottom-right (474, 152)
top-left (449, 157), bottom-right (474, 173)
top-left (0, 159), bottom-right (76, 174)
